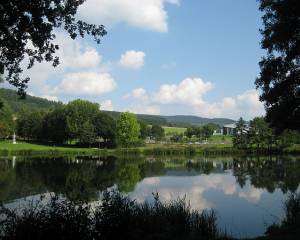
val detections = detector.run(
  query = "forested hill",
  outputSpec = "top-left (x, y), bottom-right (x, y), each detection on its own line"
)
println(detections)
top-left (104, 111), bottom-right (235, 127)
top-left (0, 88), bottom-right (235, 126)
top-left (0, 88), bottom-right (62, 112)
top-left (163, 115), bottom-right (235, 126)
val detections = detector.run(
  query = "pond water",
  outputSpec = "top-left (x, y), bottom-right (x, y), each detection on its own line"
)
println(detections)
top-left (1, 155), bottom-right (300, 238)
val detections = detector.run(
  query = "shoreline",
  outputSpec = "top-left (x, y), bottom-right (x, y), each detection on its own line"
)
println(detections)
top-left (1, 141), bottom-right (299, 157)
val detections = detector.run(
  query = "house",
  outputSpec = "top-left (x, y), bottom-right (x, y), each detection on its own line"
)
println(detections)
top-left (223, 123), bottom-right (236, 135)
top-left (222, 123), bottom-right (250, 135)
top-left (213, 128), bottom-right (223, 136)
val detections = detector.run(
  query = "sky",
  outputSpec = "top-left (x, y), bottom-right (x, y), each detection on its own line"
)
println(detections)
top-left (5, 0), bottom-right (266, 120)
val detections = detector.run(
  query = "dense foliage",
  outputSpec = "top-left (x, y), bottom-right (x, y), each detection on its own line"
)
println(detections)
top-left (256, 0), bottom-right (300, 132)
top-left (233, 117), bottom-right (300, 150)
top-left (0, 0), bottom-right (106, 95)
top-left (116, 112), bottom-right (141, 147)
top-left (15, 99), bottom-right (117, 147)
top-left (184, 123), bottom-right (218, 141)
top-left (0, 191), bottom-right (221, 240)
top-left (0, 99), bottom-right (14, 139)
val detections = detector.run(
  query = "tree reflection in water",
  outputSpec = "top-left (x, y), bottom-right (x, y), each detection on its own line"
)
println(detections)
top-left (0, 155), bottom-right (300, 203)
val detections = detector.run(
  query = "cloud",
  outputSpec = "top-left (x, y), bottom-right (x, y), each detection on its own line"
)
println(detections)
top-left (19, 31), bottom-right (103, 98)
top-left (194, 89), bottom-right (265, 119)
top-left (77, 0), bottom-right (179, 32)
top-left (239, 188), bottom-right (264, 203)
top-left (53, 72), bottom-right (117, 96)
top-left (101, 100), bottom-right (114, 111)
top-left (54, 32), bottom-right (102, 69)
top-left (125, 78), bottom-right (265, 120)
top-left (119, 51), bottom-right (146, 69)
top-left (154, 78), bottom-right (214, 105)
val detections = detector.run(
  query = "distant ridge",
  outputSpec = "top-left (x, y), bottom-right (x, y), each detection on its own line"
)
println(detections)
top-left (0, 88), bottom-right (235, 127)
top-left (104, 111), bottom-right (235, 127)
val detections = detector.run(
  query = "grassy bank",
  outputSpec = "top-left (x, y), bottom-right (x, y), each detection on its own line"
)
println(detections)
top-left (1, 141), bottom-right (299, 157)
top-left (0, 141), bottom-right (104, 157)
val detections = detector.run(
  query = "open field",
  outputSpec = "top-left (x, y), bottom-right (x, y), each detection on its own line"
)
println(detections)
top-left (163, 126), bottom-right (186, 135)
top-left (208, 135), bottom-right (233, 143)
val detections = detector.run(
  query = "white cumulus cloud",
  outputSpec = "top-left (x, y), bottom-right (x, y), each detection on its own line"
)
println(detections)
top-left (119, 50), bottom-right (146, 69)
top-left (124, 77), bottom-right (265, 120)
top-left (53, 72), bottom-right (117, 96)
top-left (155, 78), bottom-right (214, 105)
top-left (77, 0), bottom-right (179, 32)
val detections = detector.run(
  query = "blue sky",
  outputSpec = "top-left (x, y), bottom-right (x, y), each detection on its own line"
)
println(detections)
top-left (7, 0), bottom-right (266, 120)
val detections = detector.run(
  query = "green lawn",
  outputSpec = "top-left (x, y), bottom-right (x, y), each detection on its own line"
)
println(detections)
top-left (163, 126), bottom-right (187, 136)
top-left (208, 135), bottom-right (233, 143)
top-left (0, 140), bottom-right (103, 156)
top-left (1, 140), bottom-right (299, 157)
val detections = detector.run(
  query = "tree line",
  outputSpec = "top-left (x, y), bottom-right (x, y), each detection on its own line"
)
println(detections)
top-left (233, 117), bottom-right (300, 150)
top-left (0, 98), bottom-right (168, 148)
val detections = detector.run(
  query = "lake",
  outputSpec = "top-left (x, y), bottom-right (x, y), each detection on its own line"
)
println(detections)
top-left (1, 155), bottom-right (300, 238)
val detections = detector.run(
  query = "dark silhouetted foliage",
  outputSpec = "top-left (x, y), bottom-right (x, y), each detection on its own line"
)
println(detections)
top-left (0, 191), bottom-right (224, 240)
top-left (256, 0), bottom-right (300, 132)
top-left (0, 0), bottom-right (106, 96)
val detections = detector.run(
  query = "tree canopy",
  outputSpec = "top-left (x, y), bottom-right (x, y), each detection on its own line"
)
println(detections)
top-left (116, 112), bottom-right (140, 147)
top-left (256, 0), bottom-right (300, 132)
top-left (0, 99), bottom-right (14, 138)
top-left (0, 0), bottom-right (106, 96)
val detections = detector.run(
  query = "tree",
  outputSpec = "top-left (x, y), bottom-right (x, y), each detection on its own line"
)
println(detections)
top-left (201, 124), bottom-right (216, 140)
top-left (277, 129), bottom-right (300, 148)
top-left (151, 125), bottom-right (165, 141)
top-left (65, 99), bottom-right (99, 144)
top-left (93, 112), bottom-right (117, 148)
top-left (139, 121), bottom-right (151, 139)
top-left (185, 127), bottom-right (195, 139)
top-left (233, 117), bottom-right (247, 148)
top-left (248, 117), bottom-right (273, 149)
top-left (256, 0), bottom-right (300, 132)
top-left (78, 121), bottom-right (96, 147)
top-left (16, 109), bottom-right (44, 141)
top-left (0, 0), bottom-right (106, 96)
top-left (0, 99), bottom-right (14, 139)
top-left (43, 108), bottom-right (68, 144)
top-left (116, 112), bottom-right (140, 147)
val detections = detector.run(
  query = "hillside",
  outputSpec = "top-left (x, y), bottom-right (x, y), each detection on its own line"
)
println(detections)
top-left (104, 111), bottom-right (235, 127)
top-left (0, 88), bottom-right (62, 112)
top-left (163, 115), bottom-right (235, 126)
top-left (0, 88), bottom-right (235, 126)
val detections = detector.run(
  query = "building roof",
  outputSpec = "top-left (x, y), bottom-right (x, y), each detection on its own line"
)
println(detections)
top-left (223, 123), bottom-right (236, 128)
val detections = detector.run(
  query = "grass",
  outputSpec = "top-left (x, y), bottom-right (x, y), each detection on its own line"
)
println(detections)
top-left (1, 140), bottom-right (299, 157)
top-left (0, 140), bottom-right (104, 157)
top-left (163, 126), bottom-right (187, 136)
top-left (208, 135), bottom-right (233, 144)
top-left (0, 191), bottom-right (226, 240)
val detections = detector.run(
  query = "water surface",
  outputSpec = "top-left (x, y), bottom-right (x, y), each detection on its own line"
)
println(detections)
top-left (1, 155), bottom-right (299, 238)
